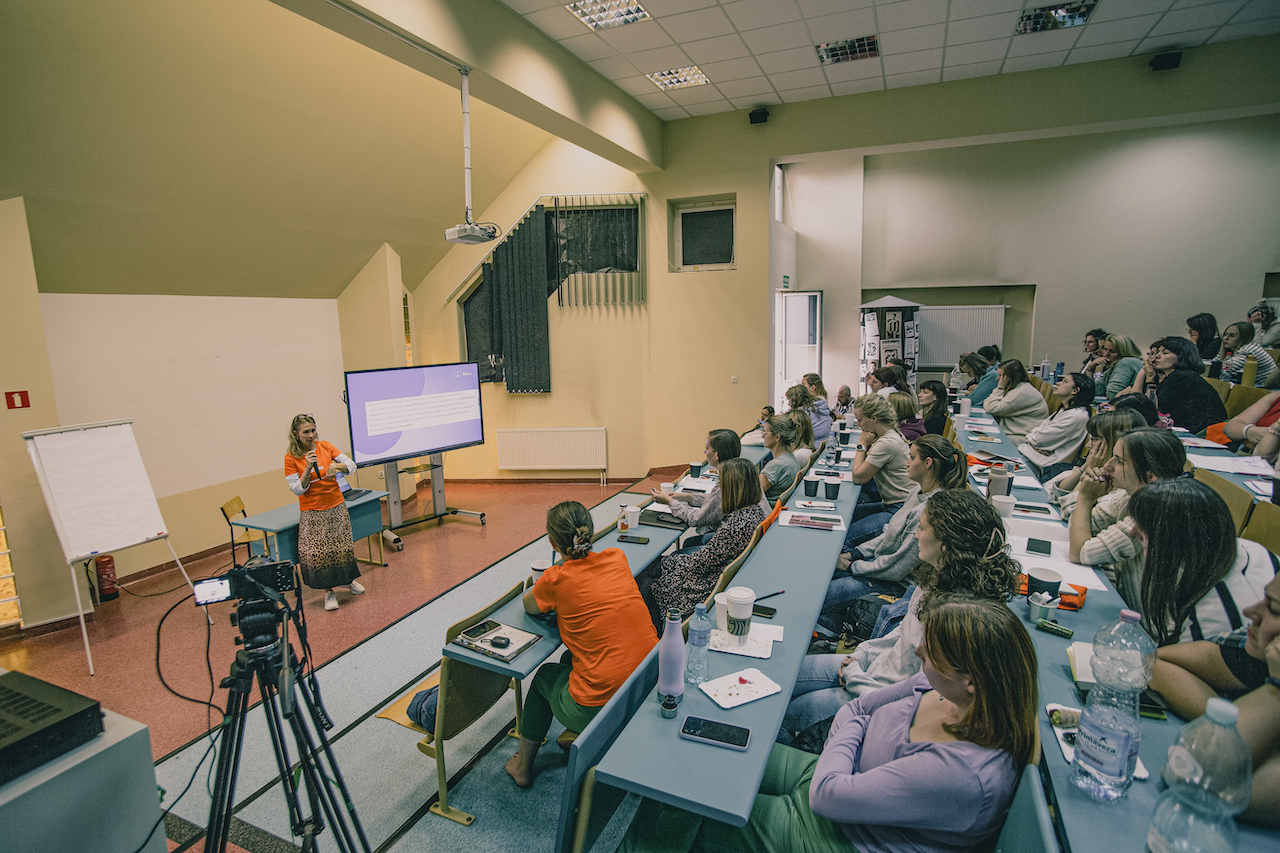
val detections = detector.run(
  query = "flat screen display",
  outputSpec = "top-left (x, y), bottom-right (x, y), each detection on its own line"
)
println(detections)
top-left (344, 362), bottom-right (484, 467)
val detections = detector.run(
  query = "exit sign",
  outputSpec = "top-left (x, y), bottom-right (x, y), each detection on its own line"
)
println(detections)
top-left (5, 391), bottom-right (30, 409)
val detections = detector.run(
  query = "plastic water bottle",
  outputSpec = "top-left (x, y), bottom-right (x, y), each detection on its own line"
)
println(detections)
top-left (987, 463), bottom-right (1011, 499)
top-left (1160, 697), bottom-right (1252, 814)
top-left (685, 603), bottom-right (711, 685)
top-left (656, 609), bottom-right (685, 704)
top-left (617, 502), bottom-right (629, 532)
top-left (1055, 362), bottom-right (1066, 382)
top-left (1147, 787), bottom-right (1238, 853)
top-left (1072, 609), bottom-right (1155, 801)
top-left (1040, 354), bottom-right (1052, 380)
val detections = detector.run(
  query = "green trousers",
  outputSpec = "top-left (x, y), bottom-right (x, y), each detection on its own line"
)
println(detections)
top-left (518, 661), bottom-right (602, 741)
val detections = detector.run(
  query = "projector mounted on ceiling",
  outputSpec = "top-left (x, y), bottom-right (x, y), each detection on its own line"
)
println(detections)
top-left (446, 69), bottom-right (499, 245)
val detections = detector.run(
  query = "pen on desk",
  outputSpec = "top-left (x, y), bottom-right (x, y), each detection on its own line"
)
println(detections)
top-left (756, 590), bottom-right (784, 602)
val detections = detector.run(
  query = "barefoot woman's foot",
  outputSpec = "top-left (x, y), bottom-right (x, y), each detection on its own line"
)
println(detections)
top-left (505, 753), bottom-right (533, 789)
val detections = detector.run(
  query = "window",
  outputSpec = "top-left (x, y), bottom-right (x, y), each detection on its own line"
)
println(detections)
top-left (674, 201), bottom-right (735, 271)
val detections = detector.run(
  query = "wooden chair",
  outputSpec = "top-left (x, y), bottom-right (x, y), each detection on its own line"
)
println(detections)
top-left (1206, 377), bottom-right (1231, 406)
top-left (991, 766), bottom-right (1060, 853)
top-left (220, 496), bottom-right (268, 563)
top-left (1029, 375), bottom-right (1044, 392)
top-left (1192, 468), bottom-right (1255, 535)
top-left (760, 499), bottom-right (783, 534)
top-left (1241, 355), bottom-right (1259, 388)
top-left (376, 582), bottom-right (526, 826)
top-left (1241, 499), bottom-right (1280, 555)
top-left (1226, 382), bottom-right (1271, 419)
top-left (779, 468), bottom-right (807, 505)
top-left (1044, 392), bottom-right (1062, 415)
top-left (943, 418), bottom-right (957, 443)
top-left (1268, 348), bottom-right (1280, 367)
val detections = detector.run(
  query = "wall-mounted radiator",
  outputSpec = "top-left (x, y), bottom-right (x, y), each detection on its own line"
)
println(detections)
top-left (496, 428), bottom-right (608, 483)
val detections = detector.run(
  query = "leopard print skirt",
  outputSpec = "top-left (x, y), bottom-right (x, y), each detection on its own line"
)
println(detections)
top-left (298, 503), bottom-right (360, 589)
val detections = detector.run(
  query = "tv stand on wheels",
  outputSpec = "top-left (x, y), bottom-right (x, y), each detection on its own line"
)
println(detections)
top-left (384, 453), bottom-right (485, 531)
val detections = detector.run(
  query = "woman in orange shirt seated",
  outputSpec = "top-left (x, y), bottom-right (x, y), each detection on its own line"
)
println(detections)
top-left (506, 500), bottom-right (659, 789)
top-left (283, 414), bottom-right (363, 612)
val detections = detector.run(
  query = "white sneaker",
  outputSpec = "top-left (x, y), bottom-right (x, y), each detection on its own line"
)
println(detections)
top-left (349, 580), bottom-right (365, 595)
top-left (324, 591), bottom-right (339, 611)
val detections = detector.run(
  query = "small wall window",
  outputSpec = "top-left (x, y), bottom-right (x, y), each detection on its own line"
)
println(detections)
top-left (673, 200), bottom-right (735, 271)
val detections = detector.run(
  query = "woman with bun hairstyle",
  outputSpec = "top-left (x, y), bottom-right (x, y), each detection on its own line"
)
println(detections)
top-left (802, 373), bottom-right (834, 440)
top-left (1018, 372), bottom-right (1095, 481)
top-left (981, 359), bottom-right (1048, 442)
top-left (1124, 336), bottom-right (1227, 435)
top-left (850, 394), bottom-right (913, 522)
top-left (759, 415), bottom-right (802, 503)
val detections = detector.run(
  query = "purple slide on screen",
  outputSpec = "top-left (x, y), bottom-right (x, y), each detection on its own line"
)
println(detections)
top-left (344, 363), bottom-right (484, 466)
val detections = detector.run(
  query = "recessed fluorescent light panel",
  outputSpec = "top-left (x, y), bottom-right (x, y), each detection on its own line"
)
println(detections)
top-left (1016, 3), bottom-right (1095, 35)
top-left (566, 1), bottom-right (650, 31)
top-left (816, 36), bottom-right (879, 65)
top-left (646, 66), bottom-right (710, 90)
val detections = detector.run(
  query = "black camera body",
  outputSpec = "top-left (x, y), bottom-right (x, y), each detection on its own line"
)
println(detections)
top-left (194, 560), bottom-right (295, 606)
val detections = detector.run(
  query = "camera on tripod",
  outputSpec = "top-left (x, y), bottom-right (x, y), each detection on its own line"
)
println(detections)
top-left (194, 558), bottom-right (297, 650)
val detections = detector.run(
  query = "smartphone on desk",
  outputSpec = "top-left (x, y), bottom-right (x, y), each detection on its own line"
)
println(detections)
top-left (618, 534), bottom-right (650, 544)
top-left (752, 603), bottom-right (776, 618)
top-left (679, 716), bottom-right (751, 751)
top-left (461, 619), bottom-right (501, 640)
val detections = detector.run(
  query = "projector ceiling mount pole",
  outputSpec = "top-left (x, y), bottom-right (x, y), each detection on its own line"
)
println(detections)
top-left (460, 68), bottom-right (475, 226)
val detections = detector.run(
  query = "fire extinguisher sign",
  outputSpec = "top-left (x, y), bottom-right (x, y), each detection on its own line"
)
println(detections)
top-left (5, 391), bottom-right (30, 409)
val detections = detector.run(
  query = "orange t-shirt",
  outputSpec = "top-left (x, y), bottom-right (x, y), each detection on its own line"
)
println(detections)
top-left (284, 440), bottom-right (346, 512)
top-left (531, 548), bottom-right (658, 707)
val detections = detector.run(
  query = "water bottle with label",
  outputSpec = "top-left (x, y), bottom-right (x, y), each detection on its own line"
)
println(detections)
top-left (1160, 697), bottom-right (1252, 814)
top-left (1147, 787), bottom-right (1238, 853)
top-left (1072, 609), bottom-right (1155, 801)
top-left (987, 463), bottom-right (1011, 500)
top-left (1040, 354), bottom-right (1052, 380)
top-left (685, 603), bottom-right (711, 684)
top-left (656, 609), bottom-right (685, 704)
top-left (618, 502), bottom-right (629, 532)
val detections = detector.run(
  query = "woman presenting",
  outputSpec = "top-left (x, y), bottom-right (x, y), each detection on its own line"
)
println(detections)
top-left (284, 414), bottom-right (364, 612)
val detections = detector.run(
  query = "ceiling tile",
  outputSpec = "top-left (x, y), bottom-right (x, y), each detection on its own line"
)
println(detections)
top-left (946, 12), bottom-right (1019, 45)
top-left (830, 77), bottom-right (885, 96)
top-left (741, 22), bottom-right (815, 54)
top-left (1150, 1), bottom-right (1247, 35)
top-left (1235, 0), bottom-right (1280, 23)
top-left (885, 68), bottom-right (942, 88)
top-left (1001, 50), bottom-right (1070, 73)
top-left (876, 0), bottom-right (949, 32)
top-left (1090, 0), bottom-right (1177, 23)
top-left (948, 0), bottom-right (1024, 20)
top-left (715, 76), bottom-right (776, 97)
top-left (668, 84), bottom-right (729, 105)
top-left (1172, 0), bottom-right (1244, 9)
top-left (596, 19), bottom-right (675, 51)
top-left (1208, 17), bottom-right (1280, 40)
top-left (656, 6), bottom-right (736, 41)
top-left (755, 45), bottom-right (820, 74)
top-left (653, 106), bottom-right (691, 120)
top-left (944, 38), bottom-right (1010, 65)
top-left (882, 47), bottom-right (943, 75)
top-left (823, 56), bottom-right (885, 81)
top-left (803, 8), bottom-right (877, 43)
top-left (1074, 15), bottom-right (1161, 47)
top-left (1064, 41), bottom-right (1142, 64)
top-left (1006, 28), bottom-right (1083, 57)
top-left (729, 94), bottom-right (782, 109)
top-left (525, 6), bottom-right (593, 40)
top-left (683, 99), bottom-right (735, 116)
top-left (700, 56), bottom-right (766, 82)
top-left (768, 67), bottom-right (829, 89)
top-left (558, 33), bottom-right (618, 61)
top-left (632, 90), bottom-right (676, 109)
top-left (628, 45), bottom-right (694, 73)
top-left (613, 75), bottom-right (661, 96)
top-left (942, 59), bottom-right (1005, 80)
top-left (499, 0), bottom-right (562, 14)
top-left (589, 55), bottom-right (643, 78)
top-left (642, 0), bottom-right (717, 15)
top-left (722, 0), bottom-right (804, 31)
top-left (879, 24), bottom-right (946, 53)
top-left (799, 0), bottom-right (874, 14)
top-left (684, 34), bottom-right (752, 64)
top-left (779, 84), bottom-right (834, 102)
top-left (1136, 27), bottom-right (1218, 50)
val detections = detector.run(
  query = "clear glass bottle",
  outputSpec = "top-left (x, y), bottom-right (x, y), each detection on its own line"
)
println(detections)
top-left (1146, 787), bottom-right (1237, 853)
top-left (656, 609), bottom-right (685, 704)
top-left (1160, 697), bottom-right (1253, 815)
top-left (685, 603), bottom-right (711, 685)
top-left (618, 502), bottom-right (629, 532)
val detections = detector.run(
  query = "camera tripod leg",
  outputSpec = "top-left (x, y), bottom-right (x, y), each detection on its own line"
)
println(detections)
top-left (205, 663), bottom-right (254, 853)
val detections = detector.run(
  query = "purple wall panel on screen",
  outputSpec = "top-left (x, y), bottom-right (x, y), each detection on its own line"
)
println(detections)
top-left (345, 363), bottom-right (484, 465)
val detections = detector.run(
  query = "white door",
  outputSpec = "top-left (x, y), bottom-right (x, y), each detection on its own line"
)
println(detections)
top-left (774, 290), bottom-right (823, 411)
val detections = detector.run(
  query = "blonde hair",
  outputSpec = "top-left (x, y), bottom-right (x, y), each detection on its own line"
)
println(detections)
top-left (287, 414), bottom-right (316, 459)
top-left (803, 373), bottom-right (828, 398)
top-left (547, 501), bottom-right (594, 560)
top-left (887, 390), bottom-right (918, 421)
top-left (853, 394), bottom-right (897, 427)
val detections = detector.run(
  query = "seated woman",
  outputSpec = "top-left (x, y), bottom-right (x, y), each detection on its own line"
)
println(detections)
top-left (960, 352), bottom-right (998, 406)
top-left (1018, 372), bottom-right (1095, 482)
top-left (758, 415), bottom-right (802, 503)
top-left (867, 366), bottom-right (907, 398)
top-left (1147, 575), bottom-right (1280, 828)
top-left (888, 390), bottom-right (926, 442)
top-left (506, 501), bottom-right (657, 789)
top-left (623, 593), bottom-right (1038, 853)
top-left (643, 459), bottom-right (768, 623)
top-left (803, 373), bottom-right (834, 440)
top-left (1069, 427), bottom-right (1187, 609)
top-left (739, 405), bottom-right (775, 445)
top-left (789, 489), bottom-right (1020, 740)
top-left (1220, 320), bottom-right (1277, 386)
top-left (1187, 311), bottom-right (1222, 362)
top-left (917, 379), bottom-right (949, 435)
top-left (981, 359), bottom-right (1048, 442)
top-left (1110, 391), bottom-right (1160, 426)
top-left (650, 429), bottom-right (742, 543)
top-left (1126, 478), bottom-right (1274, 646)
top-left (790, 409), bottom-right (817, 466)
top-left (1085, 333), bottom-right (1146, 401)
top-left (1124, 336), bottom-right (1228, 435)
top-left (821, 436), bottom-right (970, 633)
top-left (1045, 409), bottom-right (1146, 520)
top-left (849, 394), bottom-right (913, 522)
top-left (1223, 389), bottom-right (1280, 453)
top-left (1249, 302), bottom-right (1280, 348)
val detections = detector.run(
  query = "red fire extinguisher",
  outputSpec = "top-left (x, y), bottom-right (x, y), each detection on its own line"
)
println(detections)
top-left (94, 555), bottom-right (120, 602)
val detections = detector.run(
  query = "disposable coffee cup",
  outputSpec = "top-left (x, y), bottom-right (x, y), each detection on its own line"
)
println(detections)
top-left (824, 477), bottom-right (841, 500)
top-left (959, 398), bottom-right (972, 417)
top-left (1026, 567), bottom-right (1062, 600)
top-left (804, 474), bottom-right (821, 497)
top-left (834, 449), bottom-right (844, 463)
top-left (992, 495), bottom-right (1016, 518)
top-left (726, 586), bottom-right (755, 647)
top-left (659, 482), bottom-right (674, 493)
top-left (951, 399), bottom-right (962, 414)
top-left (714, 592), bottom-right (729, 633)
top-left (624, 505), bottom-right (641, 531)
top-left (838, 430), bottom-right (851, 446)
top-left (529, 559), bottom-right (552, 589)
top-left (689, 461), bottom-right (704, 478)
top-left (1028, 598), bottom-right (1058, 622)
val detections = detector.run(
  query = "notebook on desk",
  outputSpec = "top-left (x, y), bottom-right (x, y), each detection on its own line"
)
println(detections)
top-left (641, 509), bottom-right (687, 529)
top-left (451, 619), bottom-right (542, 662)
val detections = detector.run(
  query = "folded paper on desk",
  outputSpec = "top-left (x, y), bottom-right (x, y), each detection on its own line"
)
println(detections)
top-left (1247, 480), bottom-right (1274, 498)
top-left (1187, 454), bottom-right (1275, 476)
top-left (779, 511), bottom-right (847, 532)
top-left (708, 623), bottom-right (783, 659)
top-left (699, 668), bottom-right (782, 709)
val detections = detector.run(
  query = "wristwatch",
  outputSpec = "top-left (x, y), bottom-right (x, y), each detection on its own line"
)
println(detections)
top-left (1265, 676), bottom-right (1280, 692)
top-left (855, 445), bottom-right (867, 452)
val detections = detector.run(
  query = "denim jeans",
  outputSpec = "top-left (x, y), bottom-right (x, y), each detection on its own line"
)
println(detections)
top-left (778, 654), bottom-right (848, 745)
top-left (841, 511), bottom-right (894, 552)
top-left (816, 575), bottom-right (907, 633)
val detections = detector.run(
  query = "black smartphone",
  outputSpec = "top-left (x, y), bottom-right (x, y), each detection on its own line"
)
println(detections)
top-left (679, 716), bottom-right (751, 751)
top-left (1015, 504), bottom-right (1051, 514)
top-left (618, 534), bottom-right (650, 544)
top-left (461, 619), bottom-right (500, 640)
top-left (1027, 538), bottom-right (1053, 555)
top-left (752, 603), bottom-right (776, 618)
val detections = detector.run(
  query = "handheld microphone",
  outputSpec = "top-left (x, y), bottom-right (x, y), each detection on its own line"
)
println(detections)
top-left (311, 460), bottom-right (321, 479)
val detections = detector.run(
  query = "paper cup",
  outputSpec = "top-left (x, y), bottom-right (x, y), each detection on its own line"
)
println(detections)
top-left (1029, 599), bottom-right (1057, 622)
top-left (824, 478), bottom-right (841, 500)
top-left (714, 592), bottom-right (729, 633)
top-left (838, 430), bottom-right (851, 446)
top-left (959, 398), bottom-right (972, 416)
top-left (834, 449), bottom-right (844, 463)
top-left (1026, 567), bottom-right (1062, 600)
top-left (660, 482), bottom-right (674, 492)
top-left (624, 506), bottom-right (641, 531)
top-left (529, 559), bottom-right (552, 589)
top-left (804, 474), bottom-right (821, 497)
top-left (689, 461), bottom-right (704, 478)
top-left (992, 495), bottom-right (1016, 518)
top-left (726, 587), bottom-right (755, 647)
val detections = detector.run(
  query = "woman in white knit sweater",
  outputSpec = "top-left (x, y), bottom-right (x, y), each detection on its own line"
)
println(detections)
top-left (981, 358), bottom-right (1048, 442)
top-left (1019, 372), bottom-right (1095, 482)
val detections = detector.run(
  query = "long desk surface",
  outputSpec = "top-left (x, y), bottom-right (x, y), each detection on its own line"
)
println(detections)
top-left (595, 452), bottom-right (861, 826)
top-left (230, 490), bottom-right (389, 565)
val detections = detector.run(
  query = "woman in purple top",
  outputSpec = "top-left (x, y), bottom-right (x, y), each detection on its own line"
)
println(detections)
top-left (617, 594), bottom-right (1039, 853)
